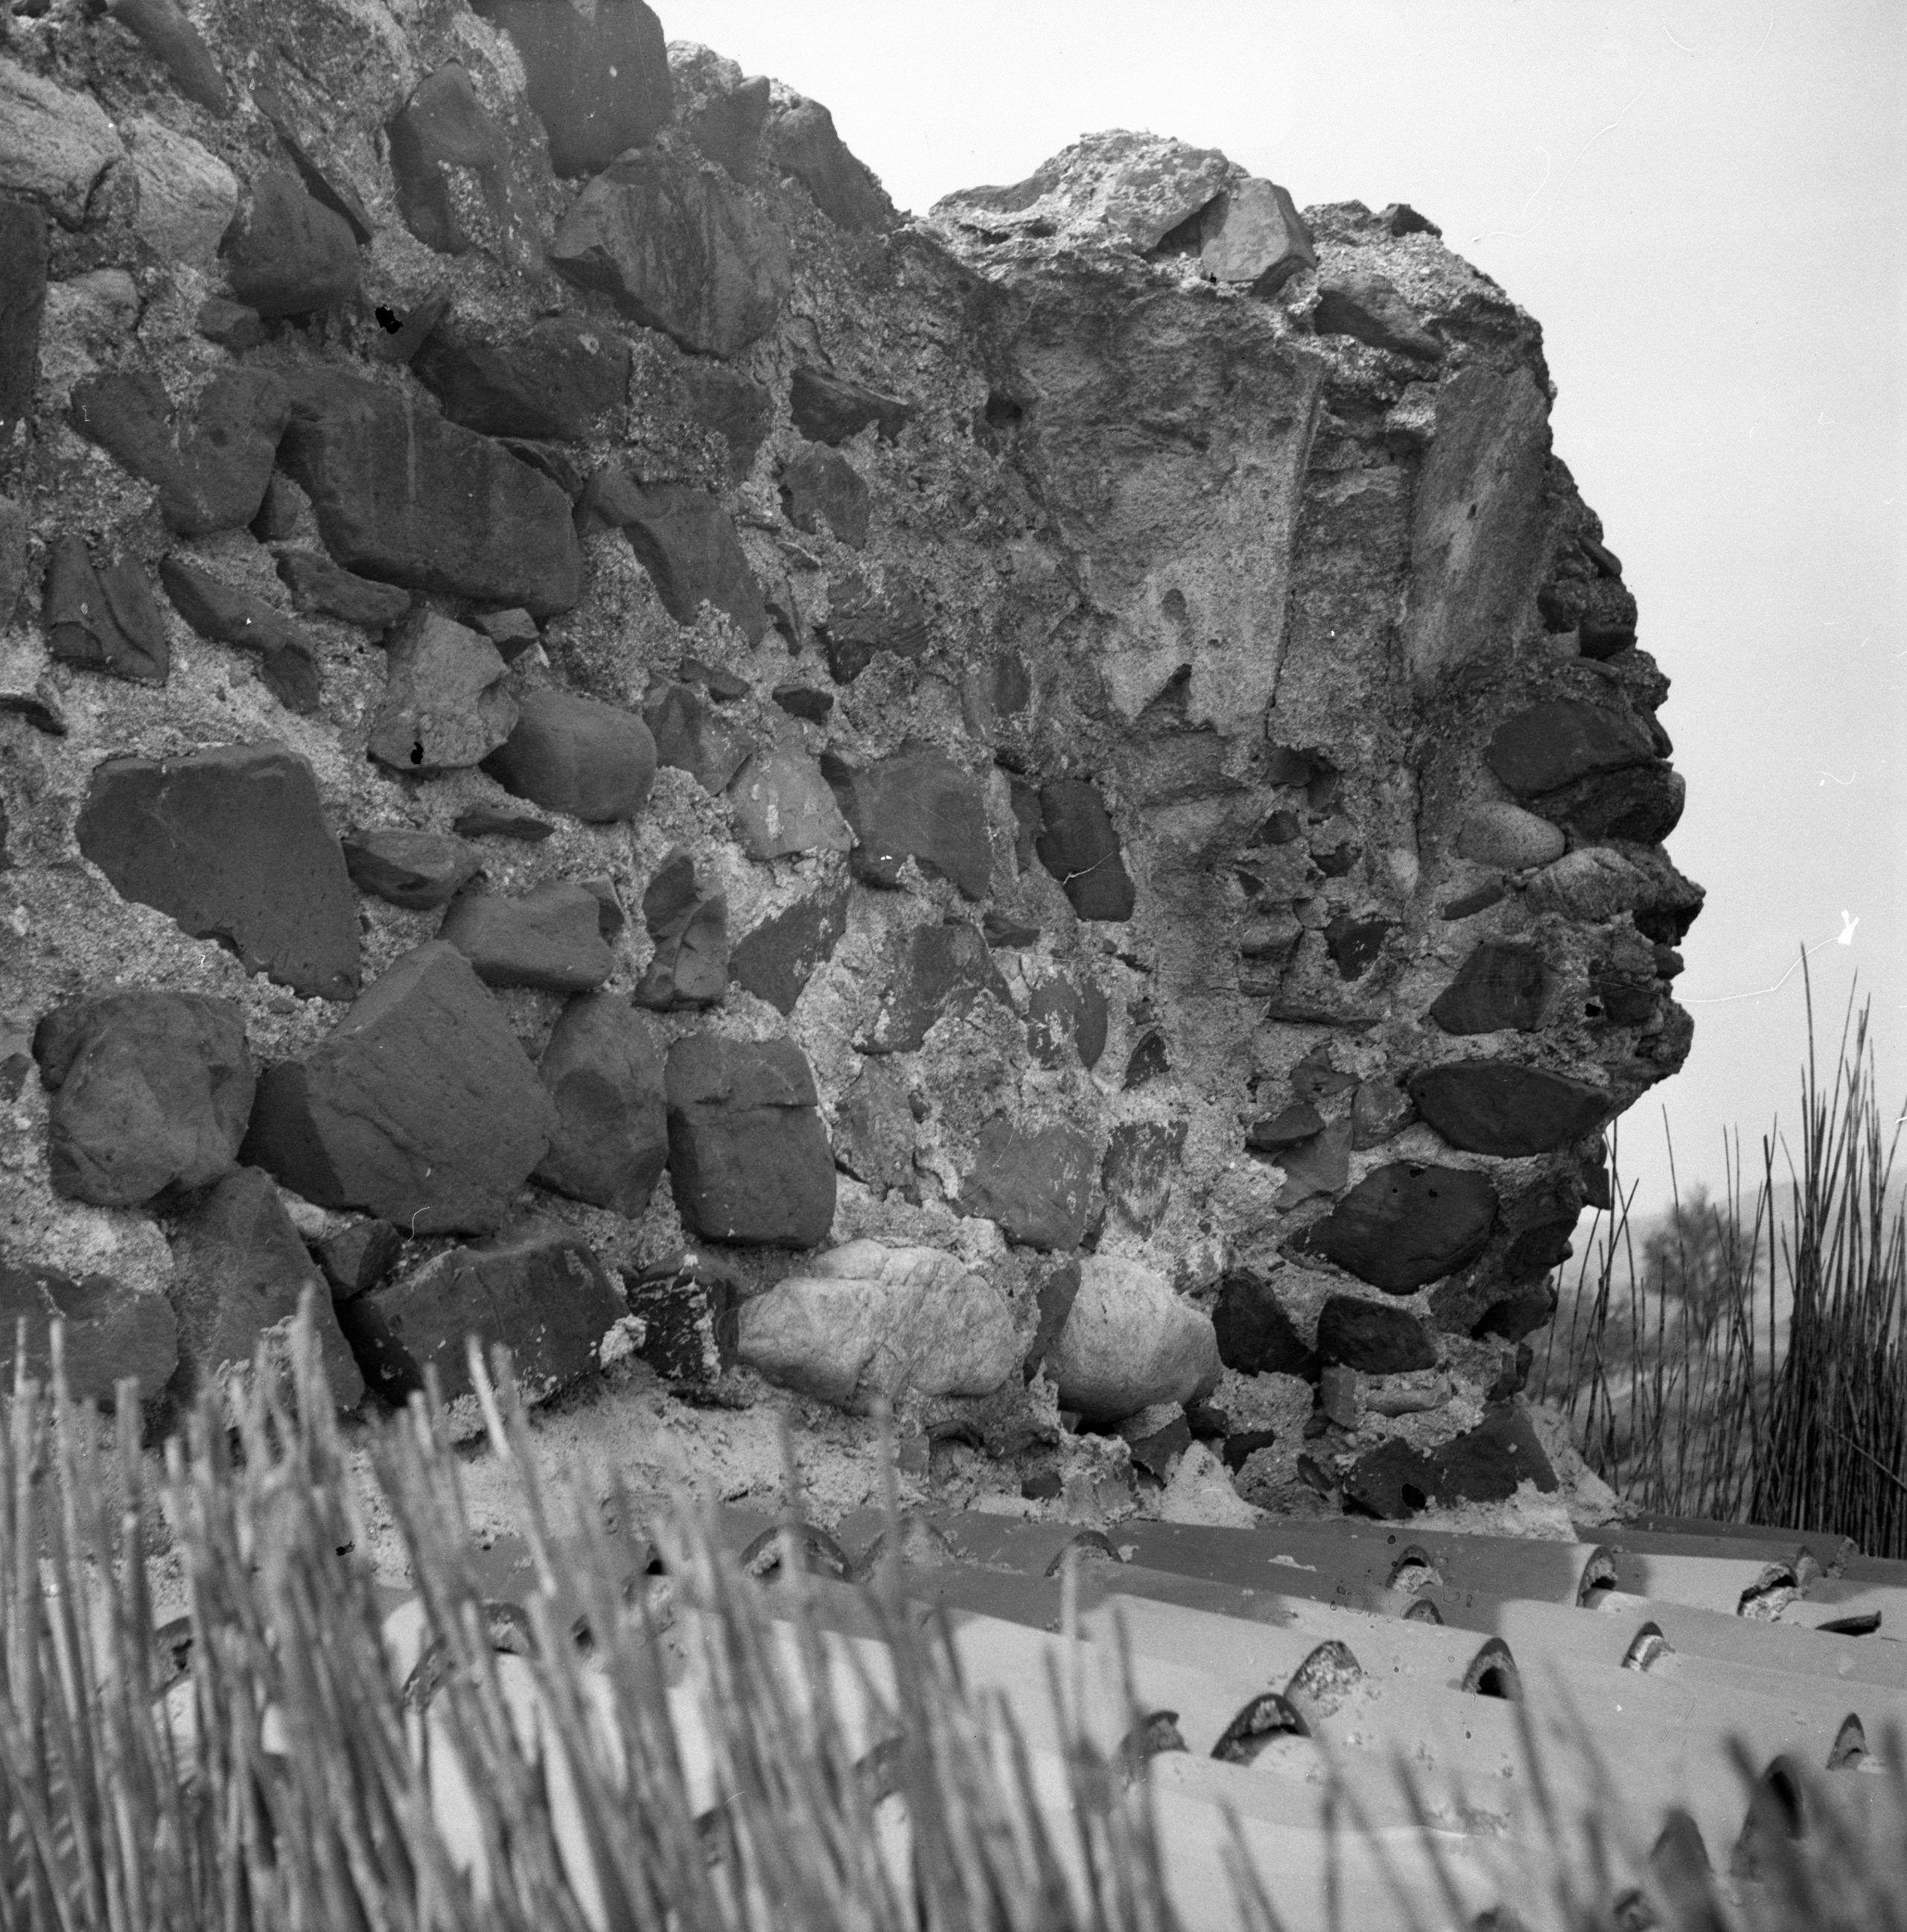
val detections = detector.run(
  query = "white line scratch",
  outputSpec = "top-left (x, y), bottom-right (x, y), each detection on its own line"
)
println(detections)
top-left (1684, 915), bottom-right (1857, 1005)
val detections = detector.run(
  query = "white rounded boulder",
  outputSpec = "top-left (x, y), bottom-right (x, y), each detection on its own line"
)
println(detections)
top-left (1046, 1255), bottom-right (1221, 1427)
top-left (737, 1238), bottom-right (1019, 1410)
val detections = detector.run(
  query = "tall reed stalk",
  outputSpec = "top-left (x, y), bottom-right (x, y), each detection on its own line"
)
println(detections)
top-left (1535, 955), bottom-right (1907, 1554)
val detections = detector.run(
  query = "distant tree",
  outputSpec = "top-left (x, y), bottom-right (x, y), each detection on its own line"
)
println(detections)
top-left (1642, 1184), bottom-right (1745, 1333)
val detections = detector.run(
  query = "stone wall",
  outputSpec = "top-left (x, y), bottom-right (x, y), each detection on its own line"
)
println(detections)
top-left (0, 0), bottom-right (1700, 1517)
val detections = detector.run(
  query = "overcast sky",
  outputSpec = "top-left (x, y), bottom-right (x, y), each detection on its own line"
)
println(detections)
top-left (666, 0), bottom-right (1906, 1227)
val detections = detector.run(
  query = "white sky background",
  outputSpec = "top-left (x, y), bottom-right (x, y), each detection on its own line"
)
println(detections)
top-left (666, 0), bottom-right (1907, 1225)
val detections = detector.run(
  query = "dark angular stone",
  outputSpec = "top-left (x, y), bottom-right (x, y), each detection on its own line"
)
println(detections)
top-left (1473, 1280), bottom-right (1559, 1346)
top-left (1223, 1429), bottom-right (1279, 1473)
top-left (773, 683), bottom-right (832, 725)
top-left (1022, 1259), bottom-right (1081, 1381)
top-left (77, 744), bottom-right (359, 998)
top-left (69, 367), bottom-right (290, 538)
top-left (1486, 699), bottom-right (1658, 798)
top-left (1035, 778), bottom-right (1135, 921)
top-left (313, 1220), bottom-right (401, 1297)
top-left (477, 0), bottom-right (671, 177)
top-left (780, 445), bottom-right (868, 547)
top-left (728, 883), bottom-right (850, 1015)
top-left (194, 296), bottom-right (264, 350)
top-left (1293, 1162), bottom-right (1499, 1294)
top-left (31, 991), bottom-right (252, 1207)
top-left (763, 93), bottom-right (897, 232)
top-left (0, 1253), bottom-right (178, 1409)
top-left (676, 362), bottom-right (773, 484)
top-left (1101, 1121), bottom-right (1185, 1237)
top-left (593, 477), bottom-right (768, 643)
top-left (1271, 1117), bottom-right (1352, 1209)
top-left (0, 492), bottom-right (24, 631)
top-left (368, 610), bottom-right (515, 773)
top-left (1213, 1269), bottom-right (1319, 1380)
top-left (1123, 1410), bottom-right (1192, 1480)
top-left (411, 316), bottom-right (630, 442)
top-left (341, 827), bottom-right (482, 910)
top-left (340, 1219), bottom-right (623, 1405)
top-left (1311, 273), bottom-right (1441, 360)
top-left (105, 0), bottom-right (229, 115)
top-left (983, 911), bottom-right (1040, 948)
top-left (1351, 1078), bottom-right (1416, 1149)
top-left (168, 1166), bottom-right (365, 1412)
top-left (633, 852), bottom-right (728, 1011)
top-left (1341, 1438), bottom-right (1437, 1519)
top-left (1528, 763), bottom-right (1684, 845)
top-left (621, 1252), bottom-right (740, 1384)
top-left (453, 808), bottom-right (553, 842)
top-left (240, 941), bottom-right (557, 1236)
top-left (277, 369), bottom-right (582, 618)
top-left (43, 538), bottom-right (169, 682)
top-left (1025, 975), bottom-right (1109, 1070)
top-left (1434, 1402), bottom-right (1557, 1502)
top-left (831, 1057), bottom-right (916, 1195)
top-left (669, 45), bottom-right (770, 181)
top-left (1009, 777), bottom-right (1043, 869)
top-left (1440, 881), bottom-right (1506, 920)
top-left (958, 1119), bottom-right (1094, 1252)
top-left (0, 194), bottom-right (47, 443)
top-left (1324, 914), bottom-right (1394, 979)
top-left (789, 364), bottom-right (911, 445)
top-left (663, 1035), bottom-right (835, 1248)
top-left (549, 148), bottom-right (789, 357)
top-left (438, 882), bottom-right (614, 993)
top-left (643, 680), bottom-right (749, 794)
top-left (473, 608), bottom-right (543, 662)
top-left (534, 992), bottom-right (667, 1216)
top-left (864, 920), bottom-right (1005, 1053)
top-left (249, 473), bottom-right (302, 542)
top-left (819, 573), bottom-right (932, 682)
top-left (219, 170), bottom-right (360, 317)
top-left (1428, 942), bottom-right (1550, 1035)
top-left (255, 101), bottom-right (375, 246)
top-left (1315, 1296), bottom-right (1438, 1374)
top-left (274, 548), bottom-right (411, 632)
top-left (483, 687), bottom-right (657, 822)
top-left (1123, 1029), bottom-right (1168, 1089)
top-left (386, 63), bottom-right (541, 267)
top-left (156, 556), bottom-right (321, 711)
top-left (825, 740), bottom-right (992, 900)
top-left (1246, 1102), bottom-right (1324, 1152)
top-left (1291, 1048), bottom-right (1358, 1103)
top-left (1407, 1061), bottom-right (1618, 1157)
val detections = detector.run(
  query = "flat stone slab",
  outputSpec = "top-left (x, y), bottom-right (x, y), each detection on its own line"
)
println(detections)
top-left (480, 0), bottom-right (672, 177)
top-left (278, 369), bottom-right (582, 617)
top-left (32, 991), bottom-right (252, 1207)
top-left (1486, 699), bottom-right (1658, 798)
top-left (76, 743), bottom-right (360, 999)
top-left (340, 1219), bottom-right (625, 1405)
top-left (1293, 1160), bottom-right (1499, 1294)
top-left (664, 1034), bottom-right (835, 1248)
top-left (241, 941), bottom-right (556, 1236)
top-left (1407, 1061), bottom-right (1618, 1157)
top-left (597, 477), bottom-right (767, 643)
